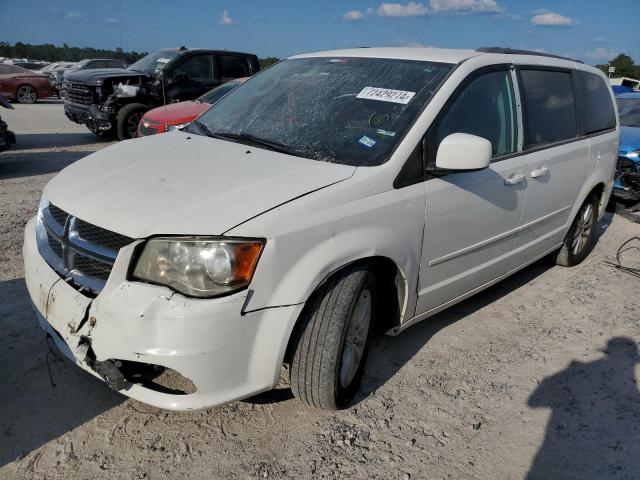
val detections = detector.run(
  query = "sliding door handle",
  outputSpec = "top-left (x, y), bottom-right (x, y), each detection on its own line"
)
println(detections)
top-left (504, 174), bottom-right (525, 185)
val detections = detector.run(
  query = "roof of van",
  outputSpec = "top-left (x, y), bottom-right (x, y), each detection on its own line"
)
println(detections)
top-left (292, 47), bottom-right (480, 64)
top-left (292, 47), bottom-right (585, 67)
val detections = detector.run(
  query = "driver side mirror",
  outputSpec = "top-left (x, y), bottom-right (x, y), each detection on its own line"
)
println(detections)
top-left (435, 133), bottom-right (492, 171)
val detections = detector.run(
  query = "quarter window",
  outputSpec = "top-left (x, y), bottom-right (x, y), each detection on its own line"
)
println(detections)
top-left (430, 70), bottom-right (517, 160)
top-left (520, 69), bottom-right (577, 148)
top-left (575, 71), bottom-right (616, 134)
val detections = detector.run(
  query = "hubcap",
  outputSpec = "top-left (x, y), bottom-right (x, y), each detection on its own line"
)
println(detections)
top-left (18, 86), bottom-right (36, 103)
top-left (340, 288), bottom-right (372, 388)
top-left (571, 203), bottom-right (593, 255)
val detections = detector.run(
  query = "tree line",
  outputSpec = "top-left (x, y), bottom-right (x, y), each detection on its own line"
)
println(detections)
top-left (595, 54), bottom-right (639, 80)
top-left (0, 41), bottom-right (280, 69)
top-left (0, 41), bottom-right (147, 64)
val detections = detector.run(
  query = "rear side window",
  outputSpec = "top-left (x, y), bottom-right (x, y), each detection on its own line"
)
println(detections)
top-left (176, 55), bottom-right (215, 81)
top-left (429, 69), bottom-right (517, 159)
top-left (218, 55), bottom-right (250, 79)
top-left (575, 71), bottom-right (616, 134)
top-left (520, 69), bottom-right (577, 148)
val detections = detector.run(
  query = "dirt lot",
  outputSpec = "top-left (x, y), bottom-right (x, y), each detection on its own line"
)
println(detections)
top-left (1, 100), bottom-right (639, 480)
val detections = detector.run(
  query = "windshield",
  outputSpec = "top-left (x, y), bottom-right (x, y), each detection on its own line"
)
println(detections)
top-left (128, 49), bottom-right (180, 74)
top-left (189, 57), bottom-right (453, 166)
top-left (617, 98), bottom-right (640, 128)
top-left (199, 81), bottom-right (241, 104)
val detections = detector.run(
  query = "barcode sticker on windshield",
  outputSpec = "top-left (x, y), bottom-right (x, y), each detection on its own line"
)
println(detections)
top-left (356, 87), bottom-right (416, 105)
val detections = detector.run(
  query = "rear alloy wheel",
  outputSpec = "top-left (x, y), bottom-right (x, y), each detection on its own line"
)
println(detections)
top-left (290, 264), bottom-right (376, 410)
top-left (16, 85), bottom-right (37, 104)
top-left (554, 194), bottom-right (599, 266)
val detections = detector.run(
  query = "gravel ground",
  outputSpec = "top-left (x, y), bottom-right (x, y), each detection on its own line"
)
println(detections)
top-left (1, 101), bottom-right (639, 480)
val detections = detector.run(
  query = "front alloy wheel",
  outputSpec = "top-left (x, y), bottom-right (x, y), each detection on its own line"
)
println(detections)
top-left (340, 288), bottom-right (372, 388)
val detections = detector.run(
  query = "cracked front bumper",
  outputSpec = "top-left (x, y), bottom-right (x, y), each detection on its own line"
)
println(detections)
top-left (23, 217), bottom-right (302, 411)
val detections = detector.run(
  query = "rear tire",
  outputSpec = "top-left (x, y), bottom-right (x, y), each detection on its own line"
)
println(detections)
top-left (116, 103), bottom-right (148, 140)
top-left (554, 194), bottom-right (599, 267)
top-left (290, 265), bottom-right (375, 410)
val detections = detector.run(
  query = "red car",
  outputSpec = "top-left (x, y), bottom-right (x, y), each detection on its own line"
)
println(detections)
top-left (138, 78), bottom-right (247, 137)
top-left (0, 64), bottom-right (54, 104)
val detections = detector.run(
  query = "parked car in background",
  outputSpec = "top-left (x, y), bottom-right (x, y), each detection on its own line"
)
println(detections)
top-left (0, 64), bottom-right (54, 103)
top-left (614, 92), bottom-right (640, 202)
top-left (43, 62), bottom-right (77, 95)
top-left (63, 47), bottom-right (259, 140)
top-left (13, 61), bottom-right (48, 71)
top-left (24, 47), bottom-right (617, 411)
top-left (612, 85), bottom-right (634, 95)
top-left (54, 59), bottom-right (126, 98)
top-left (137, 77), bottom-right (246, 136)
top-left (40, 62), bottom-right (74, 73)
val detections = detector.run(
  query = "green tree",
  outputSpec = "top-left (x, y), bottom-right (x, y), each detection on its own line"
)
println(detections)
top-left (596, 53), bottom-right (640, 79)
top-left (259, 57), bottom-right (279, 69)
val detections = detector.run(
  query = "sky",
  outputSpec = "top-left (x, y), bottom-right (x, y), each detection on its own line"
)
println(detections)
top-left (1, 0), bottom-right (638, 65)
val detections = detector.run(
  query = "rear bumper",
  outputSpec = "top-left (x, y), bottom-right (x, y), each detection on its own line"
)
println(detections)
top-left (23, 217), bottom-right (303, 410)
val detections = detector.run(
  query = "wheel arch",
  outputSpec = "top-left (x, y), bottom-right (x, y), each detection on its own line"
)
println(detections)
top-left (282, 255), bottom-right (408, 364)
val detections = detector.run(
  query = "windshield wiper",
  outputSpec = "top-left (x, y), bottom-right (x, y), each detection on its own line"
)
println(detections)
top-left (189, 119), bottom-right (216, 136)
top-left (206, 131), bottom-right (300, 157)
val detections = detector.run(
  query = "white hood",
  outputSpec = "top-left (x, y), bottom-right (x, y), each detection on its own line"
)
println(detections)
top-left (44, 132), bottom-right (356, 238)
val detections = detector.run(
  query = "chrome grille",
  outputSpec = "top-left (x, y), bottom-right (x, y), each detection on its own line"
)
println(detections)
top-left (75, 218), bottom-right (134, 252)
top-left (48, 204), bottom-right (68, 226)
top-left (64, 82), bottom-right (93, 105)
top-left (37, 203), bottom-right (135, 293)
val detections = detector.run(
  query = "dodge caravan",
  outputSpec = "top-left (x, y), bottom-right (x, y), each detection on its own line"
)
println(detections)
top-left (23, 47), bottom-right (619, 411)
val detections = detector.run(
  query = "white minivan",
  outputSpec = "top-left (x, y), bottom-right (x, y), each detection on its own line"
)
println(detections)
top-left (24, 47), bottom-right (618, 411)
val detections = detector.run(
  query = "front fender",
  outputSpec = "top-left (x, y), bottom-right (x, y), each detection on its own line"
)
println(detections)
top-left (231, 180), bottom-right (426, 323)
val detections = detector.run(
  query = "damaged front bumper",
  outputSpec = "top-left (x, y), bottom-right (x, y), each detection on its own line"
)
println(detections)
top-left (63, 102), bottom-right (113, 130)
top-left (23, 217), bottom-right (303, 411)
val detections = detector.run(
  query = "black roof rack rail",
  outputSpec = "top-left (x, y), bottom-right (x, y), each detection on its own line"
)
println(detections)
top-left (476, 47), bottom-right (583, 64)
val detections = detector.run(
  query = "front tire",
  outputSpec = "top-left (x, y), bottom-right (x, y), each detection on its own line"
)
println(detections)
top-left (16, 85), bottom-right (37, 104)
top-left (116, 103), bottom-right (148, 140)
top-left (554, 194), bottom-right (599, 266)
top-left (290, 265), bottom-right (375, 410)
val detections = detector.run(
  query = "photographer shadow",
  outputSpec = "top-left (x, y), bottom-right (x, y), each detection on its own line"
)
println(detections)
top-left (526, 337), bottom-right (640, 479)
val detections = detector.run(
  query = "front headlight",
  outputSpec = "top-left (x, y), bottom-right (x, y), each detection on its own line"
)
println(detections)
top-left (131, 237), bottom-right (264, 298)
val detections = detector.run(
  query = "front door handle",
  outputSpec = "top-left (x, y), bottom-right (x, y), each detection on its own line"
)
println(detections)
top-left (504, 174), bottom-right (525, 185)
top-left (531, 166), bottom-right (549, 178)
